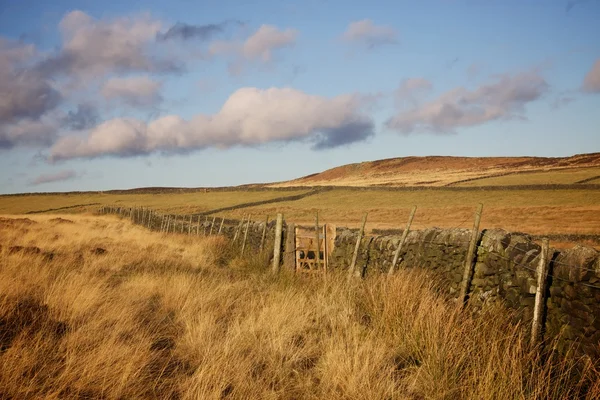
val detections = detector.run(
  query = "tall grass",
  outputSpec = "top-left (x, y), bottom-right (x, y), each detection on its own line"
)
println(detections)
top-left (0, 215), bottom-right (598, 399)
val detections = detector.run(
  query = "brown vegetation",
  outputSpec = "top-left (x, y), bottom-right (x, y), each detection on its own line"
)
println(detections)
top-left (1, 215), bottom-right (599, 398)
top-left (271, 153), bottom-right (600, 187)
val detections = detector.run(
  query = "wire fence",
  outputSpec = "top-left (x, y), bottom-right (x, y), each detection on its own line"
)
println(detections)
top-left (98, 204), bottom-right (599, 290)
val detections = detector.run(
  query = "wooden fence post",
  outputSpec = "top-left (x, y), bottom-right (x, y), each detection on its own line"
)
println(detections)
top-left (218, 217), bottom-right (224, 235)
top-left (209, 216), bottom-right (216, 235)
top-left (458, 203), bottom-right (484, 308)
top-left (531, 238), bottom-right (550, 347)
top-left (284, 222), bottom-right (296, 271)
top-left (260, 216), bottom-right (269, 251)
top-left (388, 206), bottom-right (417, 275)
top-left (188, 215), bottom-right (193, 235)
top-left (348, 213), bottom-right (368, 278)
top-left (271, 213), bottom-right (284, 274)
top-left (233, 216), bottom-right (244, 243)
top-left (323, 224), bottom-right (328, 273)
top-left (241, 215), bottom-right (252, 255)
top-left (315, 212), bottom-right (321, 271)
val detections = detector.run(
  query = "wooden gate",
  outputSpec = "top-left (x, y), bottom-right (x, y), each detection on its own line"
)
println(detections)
top-left (294, 224), bottom-right (336, 273)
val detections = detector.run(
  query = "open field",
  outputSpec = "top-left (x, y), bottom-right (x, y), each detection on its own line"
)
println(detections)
top-left (0, 189), bottom-right (310, 215)
top-left (215, 188), bottom-right (600, 238)
top-left (454, 167), bottom-right (600, 187)
top-left (1, 186), bottom-right (599, 247)
top-left (1, 215), bottom-right (598, 399)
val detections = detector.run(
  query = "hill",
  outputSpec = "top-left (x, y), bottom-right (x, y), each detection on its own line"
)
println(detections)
top-left (270, 152), bottom-right (600, 187)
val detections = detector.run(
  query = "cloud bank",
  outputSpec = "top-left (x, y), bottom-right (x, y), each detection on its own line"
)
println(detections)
top-left (387, 71), bottom-right (549, 134)
top-left (50, 87), bottom-right (374, 161)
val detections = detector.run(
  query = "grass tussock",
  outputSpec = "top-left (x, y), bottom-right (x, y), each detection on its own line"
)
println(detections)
top-left (0, 214), bottom-right (598, 399)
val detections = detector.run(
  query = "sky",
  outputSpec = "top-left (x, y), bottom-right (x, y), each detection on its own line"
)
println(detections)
top-left (0, 0), bottom-right (599, 194)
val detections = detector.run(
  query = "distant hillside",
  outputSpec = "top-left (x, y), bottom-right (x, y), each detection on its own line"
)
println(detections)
top-left (269, 153), bottom-right (600, 187)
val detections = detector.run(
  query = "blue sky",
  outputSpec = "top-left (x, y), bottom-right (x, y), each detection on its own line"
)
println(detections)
top-left (0, 0), bottom-right (599, 193)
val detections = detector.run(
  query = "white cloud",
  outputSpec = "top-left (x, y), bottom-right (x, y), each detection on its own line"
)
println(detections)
top-left (342, 19), bottom-right (398, 49)
top-left (387, 71), bottom-right (548, 134)
top-left (209, 25), bottom-right (297, 74)
top-left (101, 76), bottom-right (162, 107)
top-left (32, 169), bottom-right (77, 185)
top-left (582, 59), bottom-right (600, 93)
top-left (38, 10), bottom-right (169, 79)
top-left (50, 87), bottom-right (374, 160)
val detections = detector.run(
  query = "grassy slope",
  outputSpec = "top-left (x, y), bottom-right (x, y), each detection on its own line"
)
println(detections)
top-left (271, 153), bottom-right (600, 187)
top-left (0, 215), bottom-right (598, 399)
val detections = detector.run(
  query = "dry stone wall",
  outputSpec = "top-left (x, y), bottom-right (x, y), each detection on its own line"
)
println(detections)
top-left (330, 227), bottom-right (600, 358)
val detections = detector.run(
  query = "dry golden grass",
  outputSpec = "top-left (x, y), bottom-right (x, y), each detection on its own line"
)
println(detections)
top-left (1, 215), bottom-right (599, 399)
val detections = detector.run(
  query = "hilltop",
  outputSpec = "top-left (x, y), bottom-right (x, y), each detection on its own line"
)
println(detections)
top-left (269, 153), bottom-right (600, 188)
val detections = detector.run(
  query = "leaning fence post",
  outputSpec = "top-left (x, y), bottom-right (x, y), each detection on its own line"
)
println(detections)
top-left (218, 217), bottom-right (224, 235)
top-left (315, 212), bottom-right (321, 271)
top-left (209, 216), bottom-right (216, 235)
top-left (458, 203), bottom-right (484, 308)
top-left (260, 216), bottom-right (269, 251)
top-left (284, 222), bottom-right (296, 271)
top-left (348, 213), bottom-right (368, 278)
top-left (233, 216), bottom-right (244, 243)
top-left (323, 224), bottom-right (329, 273)
top-left (388, 206), bottom-right (417, 275)
top-left (271, 213), bottom-right (284, 274)
top-left (531, 238), bottom-right (550, 347)
top-left (241, 215), bottom-right (252, 255)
